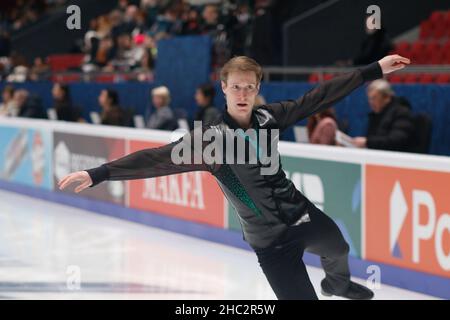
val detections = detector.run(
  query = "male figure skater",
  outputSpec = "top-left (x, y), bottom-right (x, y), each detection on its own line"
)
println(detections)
top-left (59, 54), bottom-right (410, 300)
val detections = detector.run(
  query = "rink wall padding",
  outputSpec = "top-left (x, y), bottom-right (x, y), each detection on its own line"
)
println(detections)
top-left (0, 118), bottom-right (449, 299)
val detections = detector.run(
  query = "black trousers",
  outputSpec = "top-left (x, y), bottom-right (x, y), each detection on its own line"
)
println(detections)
top-left (254, 203), bottom-right (351, 300)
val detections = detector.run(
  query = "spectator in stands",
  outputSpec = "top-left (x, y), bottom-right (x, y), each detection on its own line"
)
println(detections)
top-left (194, 83), bottom-right (220, 126)
top-left (51, 83), bottom-right (83, 122)
top-left (120, 4), bottom-right (139, 35)
top-left (135, 47), bottom-right (155, 81)
top-left (110, 32), bottom-right (136, 70)
top-left (200, 4), bottom-right (220, 35)
top-left (148, 6), bottom-right (181, 38)
top-left (14, 89), bottom-right (46, 119)
top-left (0, 85), bottom-right (17, 117)
top-left (352, 79), bottom-right (415, 152)
top-left (98, 89), bottom-right (126, 126)
top-left (29, 56), bottom-right (49, 81)
top-left (230, 3), bottom-right (252, 57)
top-left (141, 0), bottom-right (160, 28)
top-left (147, 86), bottom-right (177, 130)
top-left (307, 109), bottom-right (338, 145)
top-left (94, 35), bottom-right (115, 69)
top-left (181, 7), bottom-right (201, 35)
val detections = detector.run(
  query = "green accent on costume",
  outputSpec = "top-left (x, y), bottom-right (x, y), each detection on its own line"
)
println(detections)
top-left (215, 164), bottom-right (262, 218)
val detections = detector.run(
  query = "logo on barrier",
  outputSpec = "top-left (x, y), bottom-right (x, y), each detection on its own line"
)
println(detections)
top-left (366, 165), bottom-right (450, 277)
top-left (285, 171), bottom-right (324, 210)
top-left (53, 132), bottom-right (126, 204)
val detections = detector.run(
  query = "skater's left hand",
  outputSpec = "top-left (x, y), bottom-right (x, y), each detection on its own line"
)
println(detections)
top-left (58, 170), bottom-right (93, 193)
top-left (378, 55), bottom-right (410, 75)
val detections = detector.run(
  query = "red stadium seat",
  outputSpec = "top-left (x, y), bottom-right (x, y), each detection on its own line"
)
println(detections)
top-left (394, 42), bottom-right (411, 56)
top-left (419, 21), bottom-right (433, 39)
top-left (94, 74), bottom-right (116, 83)
top-left (323, 73), bottom-right (334, 81)
top-left (435, 74), bottom-right (450, 84)
top-left (431, 24), bottom-right (446, 39)
top-left (423, 41), bottom-right (441, 64)
top-left (47, 54), bottom-right (85, 72)
top-left (308, 73), bottom-right (319, 83)
top-left (410, 41), bottom-right (428, 64)
top-left (442, 53), bottom-right (450, 65)
top-left (418, 74), bottom-right (435, 84)
top-left (388, 74), bottom-right (404, 83)
top-left (430, 11), bottom-right (445, 23)
top-left (430, 50), bottom-right (444, 64)
top-left (403, 73), bottom-right (419, 83)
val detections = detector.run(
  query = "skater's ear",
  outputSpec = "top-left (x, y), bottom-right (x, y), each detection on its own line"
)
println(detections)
top-left (221, 80), bottom-right (227, 92)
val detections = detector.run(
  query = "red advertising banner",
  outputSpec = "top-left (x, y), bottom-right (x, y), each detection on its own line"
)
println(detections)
top-left (127, 140), bottom-right (226, 228)
top-left (365, 165), bottom-right (450, 277)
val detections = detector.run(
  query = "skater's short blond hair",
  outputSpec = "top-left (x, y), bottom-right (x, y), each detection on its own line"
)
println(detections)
top-left (220, 56), bottom-right (263, 84)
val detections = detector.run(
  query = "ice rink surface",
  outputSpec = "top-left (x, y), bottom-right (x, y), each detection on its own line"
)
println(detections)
top-left (0, 189), bottom-right (438, 300)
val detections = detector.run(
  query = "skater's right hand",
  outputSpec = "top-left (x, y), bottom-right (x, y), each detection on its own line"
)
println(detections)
top-left (378, 54), bottom-right (410, 74)
top-left (58, 171), bottom-right (93, 193)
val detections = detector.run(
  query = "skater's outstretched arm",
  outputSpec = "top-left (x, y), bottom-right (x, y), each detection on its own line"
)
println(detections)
top-left (261, 55), bottom-right (410, 131)
top-left (58, 129), bottom-right (213, 193)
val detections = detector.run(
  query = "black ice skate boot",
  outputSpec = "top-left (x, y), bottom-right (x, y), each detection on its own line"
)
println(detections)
top-left (321, 279), bottom-right (374, 300)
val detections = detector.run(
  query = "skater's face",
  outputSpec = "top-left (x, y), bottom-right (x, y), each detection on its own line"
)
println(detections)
top-left (221, 71), bottom-right (259, 121)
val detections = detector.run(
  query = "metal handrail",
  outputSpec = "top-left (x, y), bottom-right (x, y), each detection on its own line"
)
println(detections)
top-left (262, 65), bottom-right (450, 82)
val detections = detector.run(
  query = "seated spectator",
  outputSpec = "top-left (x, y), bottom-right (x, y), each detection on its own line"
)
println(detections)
top-left (352, 79), bottom-right (415, 152)
top-left (6, 65), bottom-right (28, 82)
top-left (141, 0), bottom-right (160, 28)
top-left (52, 83), bottom-right (83, 122)
top-left (15, 89), bottom-right (45, 119)
top-left (181, 7), bottom-right (201, 35)
top-left (0, 85), bottom-right (17, 117)
top-left (200, 4), bottom-right (220, 35)
top-left (29, 56), bottom-right (49, 81)
top-left (307, 109), bottom-right (338, 145)
top-left (147, 86), bottom-right (177, 130)
top-left (194, 83), bottom-right (220, 126)
top-left (98, 89), bottom-right (125, 126)
top-left (148, 6), bottom-right (180, 38)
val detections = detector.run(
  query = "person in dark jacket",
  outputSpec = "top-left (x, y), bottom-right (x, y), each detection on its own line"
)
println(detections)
top-left (194, 83), bottom-right (221, 127)
top-left (352, 79), bottom-right (415, 152)
top-left (98, 89), bottom-right (125, 126)
top-left (147, 86), bottom-right (177, 131)
top-left (58, 55), bottom-right (410, 300)
top-left (52, 83), bottom-right (82, 122)
top-left (15, 89), bottom-right (46, 119)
